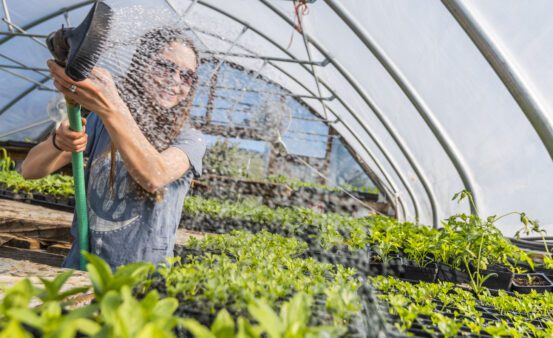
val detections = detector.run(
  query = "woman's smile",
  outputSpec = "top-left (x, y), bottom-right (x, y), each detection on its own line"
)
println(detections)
top-left (145, 41), bottom-right (198, 109)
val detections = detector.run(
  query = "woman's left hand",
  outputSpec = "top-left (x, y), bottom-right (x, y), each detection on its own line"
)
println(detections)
top-left (47, 59), bottom-right (128, 119)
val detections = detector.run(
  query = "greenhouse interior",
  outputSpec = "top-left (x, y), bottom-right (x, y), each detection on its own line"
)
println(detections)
top-left (0, 0), bottom-right (552, 337)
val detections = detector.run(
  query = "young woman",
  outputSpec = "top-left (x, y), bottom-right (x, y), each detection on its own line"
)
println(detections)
top-left (21, 28), bottom-right (206, 270)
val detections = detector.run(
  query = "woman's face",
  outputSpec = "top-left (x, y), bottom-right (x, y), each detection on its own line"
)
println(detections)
top-left (144, 41), bottom-right (198, 109)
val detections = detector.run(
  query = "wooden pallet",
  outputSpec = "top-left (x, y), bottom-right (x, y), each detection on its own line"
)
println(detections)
top-left (0, 199), bottom-right (205, 268)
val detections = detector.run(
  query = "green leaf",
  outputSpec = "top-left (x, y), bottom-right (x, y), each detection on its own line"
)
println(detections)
top-left (115, 261), bottom-right (154, 280)
top-left (51, 270), bottom-right (74, 293)
top-left (57, 286), bottom-right (91, 300)
top-left (136, 323), bottom-right (172, 338)
top-left (284, 293), bottom-right (310, 328)
top-left (116, 286), bottom-right (144, 337)
top-left (248, 299), bottom-right (283, 338)
top-left (520, 213), bottom-right (529, 226)
top-left (58, 319), bottom-right (101, 338)
top-left (152, 297), bottom-right (178, 318)
top-left (84, 252), bottom-right (113, 298)
top-left (211, 309), bottom-right (235, 338)
top-left (64, 303), bottom-right (99, 321)
top-left (140, 290), bottom-right (160, 314)
top-left (182, 318), bottom-right (216, 338)
top-left (7, 308), bottom-right (44, 328)
top-left (0, 320), bottom-right (32, 338)
top-left (100, 291), bottom-right (122, 325)
top-left (237, 317), bottom-right (261, 338)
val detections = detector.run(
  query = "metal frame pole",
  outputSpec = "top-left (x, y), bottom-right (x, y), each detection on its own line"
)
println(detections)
top-left (2, 18), bottom-right (47, 48)
top-left (259, 0), bottom-right (436, 224)
top-left (0, 76), bottom-right (50, 116)
top-left (0, 0), bottom-right (415, 217)
top-left (0, 67), bottom-right (54, 91)
top-left (324, 0), bottom-right (478, 219)
top-left (201, 50), bottom-right (326, 66)
top-left (194, 0), bottom-right (417, 219)
top-left (0, 118), bottom-right (52, 139)
top-left (443, 0), bottom-right (553, 162)
top-left (1, 0), bottom-right (12, 32)
top-left (0, 64), bottom-right (49, 72)
top-left (0, 1), bottom-right (93, 46)
top-left (0, 31), bottom-right (48, 38)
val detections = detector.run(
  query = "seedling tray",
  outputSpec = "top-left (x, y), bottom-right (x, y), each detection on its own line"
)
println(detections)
top-left (511, 273), bottom-right (553, 294)
top-left (179, 213), bottom-right (317, 243)
top-left (436, 263), bottom-right (471, 284)
top-left (0, 188), bottom-right (74, 211)
top-left (372, 278), bottom-right (552, 338)
top-left (401, 263), bottom-right (438, 283)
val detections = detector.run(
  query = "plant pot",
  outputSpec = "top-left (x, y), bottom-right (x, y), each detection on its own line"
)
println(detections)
top-left (31, 192), bottom-right (47, 202)
top-left (479, 265), bottom-right (514, 290)
top-left (11, 191), bottom-right (26, 200)
top-left (402, 262), bottom-right (437, 283)
top-left (369, 258), bottom-right (403, 277)
top-left (436, 264), bottom-right (470, 284)
top-left (511, 273), bottom-right (553, 294)
top-left (44, 194), bottom-right (57, 204)
top-left (0, 188), bottom-right (13, 198)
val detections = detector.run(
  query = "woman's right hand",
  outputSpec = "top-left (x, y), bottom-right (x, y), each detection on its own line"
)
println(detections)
top-left (53, 117), bottom-right (88, 153)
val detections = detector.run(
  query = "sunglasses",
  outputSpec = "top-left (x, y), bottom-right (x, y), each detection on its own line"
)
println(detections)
top-left (152, 57), bottom-right (198, 87)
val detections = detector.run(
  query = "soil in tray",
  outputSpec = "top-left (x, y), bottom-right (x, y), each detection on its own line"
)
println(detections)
top-left (513, 273), bottom-right (551, 286)
top-left (511, 273), bottom-right (553, 294)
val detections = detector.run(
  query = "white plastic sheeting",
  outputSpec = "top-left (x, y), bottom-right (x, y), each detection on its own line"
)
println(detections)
top-left (0, 0), bottom-right (551, 235)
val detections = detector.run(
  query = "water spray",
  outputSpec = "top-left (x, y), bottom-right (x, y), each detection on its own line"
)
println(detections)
top-left (46, 1), bottom-right (112, 270)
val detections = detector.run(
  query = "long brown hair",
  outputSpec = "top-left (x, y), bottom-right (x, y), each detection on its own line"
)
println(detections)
top-left (110, 27), bottom-right (199, 201)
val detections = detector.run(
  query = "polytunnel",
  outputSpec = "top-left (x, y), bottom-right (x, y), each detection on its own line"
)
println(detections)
top-left (1, 0), bottom-right (552, 235)
top-left (0, 0), bottom-right (553, 337)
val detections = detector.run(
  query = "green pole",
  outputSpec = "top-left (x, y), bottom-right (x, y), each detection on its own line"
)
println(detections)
top-left (66, 100), bottom-right (89, 271)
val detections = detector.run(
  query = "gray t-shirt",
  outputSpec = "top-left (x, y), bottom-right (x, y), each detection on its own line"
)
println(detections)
top-left (62, 113), bottom-right (206, 270)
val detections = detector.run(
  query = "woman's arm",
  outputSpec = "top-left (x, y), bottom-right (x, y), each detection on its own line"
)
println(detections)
top-left (101, 109), bottom-right (191, 193)
top-left (21, 118), bottom-right (88, 179)
top-left (48, 61), bottom-right (190, 193)
top-left (21, 135), bottom-right (72, 179)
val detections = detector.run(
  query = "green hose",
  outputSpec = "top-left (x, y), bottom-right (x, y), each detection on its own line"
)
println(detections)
top-left (66, 101), bottom-right (89, 270)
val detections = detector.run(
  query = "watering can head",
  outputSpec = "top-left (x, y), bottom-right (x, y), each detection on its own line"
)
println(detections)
top-left (46, 1), bottom-right (113, 81)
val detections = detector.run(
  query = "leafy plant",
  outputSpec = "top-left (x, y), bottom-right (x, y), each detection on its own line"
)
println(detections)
top-left (0, 148), bottom-right (15, 172)
top-left (202, 140), bottom-right (263, 179)
top-left (83, 251), bottom-right (154, 301)
top-left (0, 170), bottom-right (75, 197)
top-left (371, 275), bottom-right (553, 337)
top-left (0, 255), bottom-right (184, 338)
top-left (182, 293), bottom-right (344, 338)
top-left (267, 175), bottom-right (378, 195)
top-left (95, 286), bottom-right (181, 338)
top-left (154, 231), bottom-right (362, 326)
top-left (8, 302), bottom-right (100, 338)
top-left (248, 293), bottom-right (344, 338)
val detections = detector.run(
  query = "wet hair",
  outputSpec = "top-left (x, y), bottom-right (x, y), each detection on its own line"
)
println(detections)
top-left (110, 27), bottom-right (199, 201)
